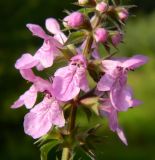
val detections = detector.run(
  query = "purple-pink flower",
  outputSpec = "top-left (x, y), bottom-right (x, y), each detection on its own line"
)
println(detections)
top-left (24, 96), bottom-right (65, 139)
top-left (52, 54), bottom-right (89, 101)
top-left (15, 18), bottom-right (65, 71)
top-left (94, 28), bottom-right (108, 43)
top-left (100, 99), bottom-right (128, 145)
top-left (97, 55), bottom-right (148, 111)
top-left (11, 69), bottom-right (65, 138)
top-left (96, 2), bottom-right (108, 13)
top-left (63, 12), bottom-right (85, 29)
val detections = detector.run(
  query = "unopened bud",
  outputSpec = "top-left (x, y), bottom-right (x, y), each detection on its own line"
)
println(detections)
top-left (96, 2), bottom-right (108, 13)
top-left (78, 0), bottom-right (96, 6)
top-left (118, 8), bottom-right (129, 21)
top-left (111, 32), bottom-right (123, 46)
top-left (94, 28), bottom-right (108, 43)
top-left (63, 12), bottom-right (87, 29)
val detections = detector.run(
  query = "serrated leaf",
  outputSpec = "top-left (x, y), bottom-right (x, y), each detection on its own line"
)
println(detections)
top-left (40, 140), bottom-right (61, 160)
top-left (64, 31), bottom-right (87, 46)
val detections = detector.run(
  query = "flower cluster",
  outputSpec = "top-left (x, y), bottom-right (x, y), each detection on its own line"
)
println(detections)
top-left (11, 0), bottom-right (148, 159)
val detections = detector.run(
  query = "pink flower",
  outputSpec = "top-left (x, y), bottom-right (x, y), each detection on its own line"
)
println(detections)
top-left (52, 54), bottom-right (89, 101)
top-left (96, 2), bottom-right (108, 13)
top-left (118, 8), bottom-right (129, 21)
top-left (11, 69), bottom-right (52, 109)
top-left (111, 32), bottom-right (123, 46)
top-left (11, 69), bottom-right (65, 139)
top-left (94, 28), bottom-right (108, 43)
top-left (15, 18), bottom-right (65, 71)
top-left (63, 12), bottom-right (85, 28)
top-left (100, 99), bottom-right (128, 145)
top-left (24, 96), bottom-right (65, 139)
top-left (97, 55), bottom-right (148, 111)
top-left (78, 0), bottom-right (89, 5)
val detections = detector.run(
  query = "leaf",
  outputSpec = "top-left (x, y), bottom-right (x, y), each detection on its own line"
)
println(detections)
top-left (64, 31), bottom-right (87, 46)
top-left (82, 107), bottom-right (92, 121)
top-left (40, 140), bottom-right (61, 160)
top-left (59, 47), bottom-right (75, 60)
top-left (78, 8), bottom-right (95, 15)
top-left (80, 97), bottom-right (100, 115)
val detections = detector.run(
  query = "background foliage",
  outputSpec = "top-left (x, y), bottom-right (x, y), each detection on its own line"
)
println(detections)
top-left (0, 0), bottom-right (155, 159)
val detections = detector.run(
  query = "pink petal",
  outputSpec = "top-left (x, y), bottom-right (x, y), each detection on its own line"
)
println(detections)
top-left (97, 74), bottom-right (114, 91)
top-left (45, 18), bottom-right (61, 34)
top-left (116, 128), bottom-right (128, 145)
top-left (24, 97), bottom-right (65, 139)
top-left (102, 60), bottom-right (120, 75)
top-left (110, 84), bottom-right (135, 111)
top-left (11, 85), bottom-right (37, 109)
top-left (26, 24), bottom-right (47, 39)
top-left (122, 55), bottom-right (148, 69)
top-left (52, 66), bottom-right (80, 101)
top-left (54, 33), bottom-right (67, 44)
top-left (15, 53), bottom-right (38, 70)
top-left (20, 69), bottom-right (36, 82)
top-left (79, 72), bottom-right (89, 92)
top-left (34, 38), bottom-right (60, 69)
top-left (34, 77), bottom-right (53, 93)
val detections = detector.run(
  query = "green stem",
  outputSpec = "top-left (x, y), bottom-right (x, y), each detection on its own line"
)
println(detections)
top-left (83, 35), bottom-right (93, 56)
top-left (61, 148), bottom-right (70, 160)
top-left (61, 101), bottom-right (77, 160)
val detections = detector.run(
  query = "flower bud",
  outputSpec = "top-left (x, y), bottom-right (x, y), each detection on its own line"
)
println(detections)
top-left (118, 8), bottom-right (129, 21)
top-left (96, 2), bottom-right (108, 13)
top-left (63, 12), bottom-right (86, 29)
top-left (111, 32), bottom-right (123, 46)
top-left (94, 28), bottom-right (108, 43)
top-left (78, 0), bottom-right (96, 6)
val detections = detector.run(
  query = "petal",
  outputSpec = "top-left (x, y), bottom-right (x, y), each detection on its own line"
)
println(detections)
top-left (54, 33), bottom-right (67, 44)
top-left (34, 77), bottom-right (52, 93)
top-left (34, 38), bottom-right (61, 69)
top-left (110, 83), bottom-right (135, 111)
top-left (11, 96), bottom-right (24, 109)
top-left (20, 69), bottom-right (36, 82)
top-left (26, 24), bottom-right (47, 39)
top-left (92, 49), bottom-right (100, 59)
top-left (116, 127), bottom-right (128, 145)
top-left (34, 41), bottom-right (54, 69)
top-left (15, 53), bottom-right (38, 70)
top-left (102, 60), bottom-right (120, 75)
top-left (79, 71), bottom-right (89, 92)
top-left (97, 74), bottom-right (115, 91)
top-left (11, 85), bottom-right (37, 109)
top-left (109, 108), bottom-right (118, 131)
top-left (52, 66), bottom-right (80, 101)
top-left (45, 18), bottom-right (61, 34)
top-left (24, 85), bottom-right (38, 109)
top-left (24, 97), bottom-right (65, 139)
top-left (122, 55), bottom-right (148, 69)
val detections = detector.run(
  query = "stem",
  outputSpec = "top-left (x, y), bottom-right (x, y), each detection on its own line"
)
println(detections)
top-left (83, 35), bottom-right (93, 56)
top-left (61, 148), bottom-right (70, 160)
top-left (61, 13), bottom-right (101, 158)
top-left (61, 101), bottom-right (77, 160)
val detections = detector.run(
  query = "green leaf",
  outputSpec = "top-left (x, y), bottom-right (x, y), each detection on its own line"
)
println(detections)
top-left (80, 97), bottom-right (100, 115)
top-left (82, 107), bottom-right (92, 121)
top-left (59, 47), bottom-right (75, 60)
top-left (40, 140), bottom-right (61, 160)
top-left (64, 31), bottom-right (87, 46)
top-left (78, 8), bottom-right (95, 15)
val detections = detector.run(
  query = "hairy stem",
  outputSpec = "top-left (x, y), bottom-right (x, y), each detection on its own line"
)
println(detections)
top-left (61, 101), bottom-right (77, 160)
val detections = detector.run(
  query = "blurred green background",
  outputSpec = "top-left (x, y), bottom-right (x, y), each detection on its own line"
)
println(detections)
top-left (0, 0), bottom-right (155, 159)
